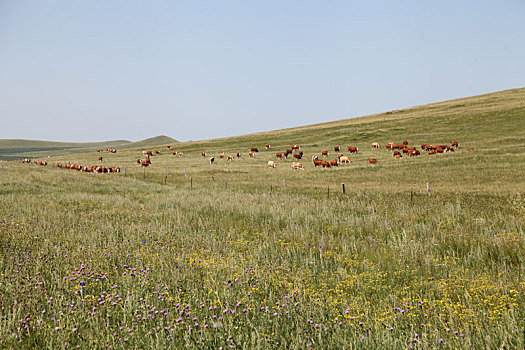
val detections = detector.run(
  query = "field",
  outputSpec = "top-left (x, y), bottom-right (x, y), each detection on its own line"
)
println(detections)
top-left (1, 88), bottom-right (524, 349)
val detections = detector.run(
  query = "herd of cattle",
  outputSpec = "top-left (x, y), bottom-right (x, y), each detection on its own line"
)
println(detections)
top-left (21, 140), bottom-right (470, 173)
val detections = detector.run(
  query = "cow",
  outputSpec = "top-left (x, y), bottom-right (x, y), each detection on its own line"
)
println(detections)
top-left (291, 162), bottom-right (304, 170)
top-left (372, 142), bottom-right (381, 149)
top-left (40, 161), bottom-right (47, 166)
top-left (402, 140), bottom-right (408, 145)
top-left (249, 152), bottom-right (254, 158)
top-left (219, 152), bottom-right (224, 158)
top-left (339, 156), bottom-right (350, 163)
top-left (210, 157), bottom-right (215, 164)
top-left (368, 158), bottom-right (378, 165)
top-left (451, 141), bottom-right (460, 148)
top-left (321, 150), bottom-right (329, 156)
top-left (97, 148), bottom-right (101, 152)
top-left (276, 152), bottom-right (283, 159)
top-left (409, 150), bottom-right (421, 157)
top-left (334, 146), bottom-right (340, 152)
top-left (155, 149), bottom-right (160, 155)
top-left (265, 144), bottom-right (271, 149)
top-left (141, 161), bottom-right (149, 167)
top-left (250, 148), bottom-right (259, 152)
top-left (56, 163), bottom-right (62, 168)
top-left (110, 167), bottom-right (121, 173)
top-left (393, 151), bottom-right (401, 157)
top-left (178, 152), bottom-right (184, 157)
top-left (236, 152), bottom-right (241, 158)
top-left (267, 161), bottom-right (276, 168)
top-left (347, 146), bottom-right (359, 153)
top-left (173, 151), bottom-right (177, 155)
top-left (201, 152), bottom-right (206, 157)
top-left (396, 154), bottom-right (402, 159)
top-left (137, 159), bottom-right (142, 164)
top-left (320, 160), bottom-right (331, 168)
top-left (99, 156), bottom-right (103, 162)
top-left (330, 159), bottom-right (339, 167)
top-left (421, 144), bottom-right (432, 151)
top-left (227, 155), bottom-right (233, 161)
top-left (468, 148), bottom-right (474, 152)
top-left (293, 153), bottom-right (302, 160)
top-left (291, 145), bottom-right (300, 150)
top-left (426, 151), bottom-right (437, 156)
top-left (284, 149), bottom-right (292, 158)
top-left (312, 156), bottom-right (322, 167)
top-left (167, 145), bottom-right (171, 149)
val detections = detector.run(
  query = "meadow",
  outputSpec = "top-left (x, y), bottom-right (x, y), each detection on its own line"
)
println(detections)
top-left (1, 88), bottom-right (524, 349)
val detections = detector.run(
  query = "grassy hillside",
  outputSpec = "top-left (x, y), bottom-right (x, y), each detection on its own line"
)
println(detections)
top-left (0, 88), bottom-right (524, 349)
top-left (0, 135), bottom-right (178, 160)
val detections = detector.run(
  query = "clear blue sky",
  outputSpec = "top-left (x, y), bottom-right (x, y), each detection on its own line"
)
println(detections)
top-left (1, 1), bottom-right (524, 142)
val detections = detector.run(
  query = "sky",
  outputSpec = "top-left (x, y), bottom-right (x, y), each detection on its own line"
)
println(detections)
top-left (1, 1), bottom-right (524, 142)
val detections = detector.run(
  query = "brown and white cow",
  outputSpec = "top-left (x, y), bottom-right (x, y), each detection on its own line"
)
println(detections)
top-left (227, 155), bottom-right (233, 161)
top-left (451, 141), bottom-right (460, 148)
top-left (330, 159), bottom-right (339, 167)
top-left (347, 146), bottom-right (359, 153)
top-left (219, 152), bottom-right (224, 158)
top-left (291, 162), bottom-right (304, 170)
top-left (236, 152), bottom-right (241, 158)
top-left (393, 151), bottom-right (401, 157)
top-left (201, 152), bottom-right (207, 157)
top-left (334, 146), bottom-right (340, 152)
top-left (291, 144), bottom-right (300, 150)
top-left (409, 150), bottom-right (421, 157)
top-left (339, 156), bottom-right (350, 163)
top-left (265, 144), bottom-right (271, 149)
top-left (267, 161), bottom-right (276, 168)
top-left (248, 151), bottom-right (255, 158)
top-left (321, 150), bottom-right (329, 156)
top-left (210, 157), bottom-right (215, 164)
top-left (167, 145), bottom-right (171, 149)
top-left (368, 158), bottom-right (377, 165)
top-left (293, 153), bottom-right (302, 160)
top-left (372, 142), bottom-right (380, 149)
top-left (250, 147), bottom-right (259, 152)
top-left (276, 152), bottom-right (283, 159)
top-left (99, 156), bottom-right (103, 162)
top-left (468, 148), bottom-right (474, 152)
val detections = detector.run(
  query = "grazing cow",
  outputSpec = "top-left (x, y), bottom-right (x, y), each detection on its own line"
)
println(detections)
top-left (145, 156), bottom-right (151, 164)
top-left (339, 156), bottom-right (350, 163)
top-left (267, 161), bottom-right (276, 168)
top-left (312, 156), bottom-right (322, 167)
top-left (97, 148), bottom-right (101, 152)
top-left (265, 144), bottom-right (271, 149)
top-left (137, 159), bottom-right (141, 164)
top-left (321, 150), bottom-right (329, 156)
top-left (284, 149), bottom-right (292, 158)
top-left (334, 146), bottom-right (340, 152)
top-left (155, 149), bottom-right (160, 155)
top-left (426, 151), bottom-right (437, 156)
top-left (468, 148), bottom-right (474, 152)
top-left (219, 152), bottom-right (224, 158)
top-left (320, 160), bottom-right (331, 168)
top-left (396, 154), bottom-right (402, 159)
top-left (210, 157), bottom-right (215, 164)
top-left (291, 162), bottom-right (304, 170)
top-left (236, 152), bottom-right (241, 158)
top-left (421, 144), bottom-right (431, 151)
top-left (436, 147), bottom-right (445, 154)
top-left (293, 153), bottom-right (302, 160)
top-left (409, 150), bottom-right (421, 157)
top-left (402, 140), bottom-right (408, 145)
top-left (201, 152), bottom-right (206, 157)
top-left (330, 159), bottom-right (339, 166)
top-left (393, 151), bottom-right (401, 157)
top-left (178, 152), bottom-right (184, 157)
top-left (250, 147), bottom-right (259, 152)
top-left (347, 146), bottom-right (359, 153)
top-left (276, 152), bottom-right (283, 159)
top-left (173, 151), bottom-right (177, 155)
top-left (141, 161), bottom-right (149, 167)
top-left (110, 167), bottom-right (121, 173)
top-left (99, 156), bottom-right (103, 162)
top-left (40, 161), bottom-right (47, 166)
top-left (368, 158), bottom-right (378, 165)
top-left (372, 142), bottom-right (380, 149)
top-left (167, 145), bottom-right (171, 149)
top-left (56, 163), bottom-right (62, 168)
top-left (227, 155), bottom-right (233, 161)
top-left (451, 141), bottom-right (460, 148)
top-left (291, 145), bottom-right (300, 150)
top-left (249, 152), bottom-right (254, 158)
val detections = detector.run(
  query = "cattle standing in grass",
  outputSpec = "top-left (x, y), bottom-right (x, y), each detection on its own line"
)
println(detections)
top-left (249, 152), bottom-right (254, 158)
top-left (99, 156), bottom-right (103, 162)
top-left (402, 140), bottom-right (408, 146)
top-left (293, 153), bottom-right (302, 160)
top-left (312, 156), bottom-right (323, 167)
top-left (393, 151), bottom-right (401, 157)
top-left (167, 145), bottom-right (171, 149)
top-left (276, 152), bottom-right (283, 159)
top-left (250, 147), bottom-right (259, 152)
top-left (267, 161), bottom-right (276, 168)
top-left (284, 149), bottom-right (292, 158)
top-left (236, 152), bottom-right (241, 158)
top-left (468, 148), bottom-right (474, 152)
top-left (372, 142), bottom-right (380, 149)
top-left (330, 159), bottom-right (339, 167)
top-left (396, 154), bottom-right (402, 159)
top-left (321, 150), bottom-right (329, 156)
top-left (409, 150), bottom-right (421, 157)
top-left (451, 141), bottom-right (460, 148)
top-left (227, 155), bottom-right (233, 161)
top-left (334, 146), bottom-right (340, 152)
top-left (347, 146), bottom-right (359, 153)
top-left (155, 149), bottom-right (160, 155)
top-left (219, 152), bottom-right (224, 158)
top-left (210, 157), bottom-right (215, 164)
top-left (178, 152), bottom-right (184, 157)
top-left (173, 151), bottom-right (177, 155)
top-left (291, 162), bottom-right (304, 170)
top-left (368, 158), bottom-right (377, 165)
top-left (201, 152), bottom-right (206, 157)
top-left (339, 156), bottom-right (350, 163)
top-left (291, 145), bottom-right (300, 150)
top-left (320, 160), bottom-right (331, 168)
top-left (265, 144), bottom-right (271, 149)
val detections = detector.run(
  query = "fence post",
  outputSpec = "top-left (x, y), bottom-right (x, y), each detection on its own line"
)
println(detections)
top-left (191, 176), bottom-right (193, 189)
top-left (327, 185), bottom-right (330, 198)
top-left (342, 183), bottom-right (345, 194)
top-left (212, 176), bottom-right (215, 183)
top-left (410, 188), bottom-right (413, 202)
top-left (270, 184), bottom-right (272, 197)
top-left (143, 167), bottom-right (145, 179)
top-left (427, 182), bottom-right (431, 197)
top-left (283, 179), bottom-right (286, 189)
top-left (164, 167), bottom-right (167, 184)
top-left (184, 169), bottom-right (187, 178)
top-left (125, 166), bottom-right (127, 175)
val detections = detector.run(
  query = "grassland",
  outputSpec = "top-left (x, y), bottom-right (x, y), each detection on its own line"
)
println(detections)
top-left (0, 88), bottom-right (524, 349)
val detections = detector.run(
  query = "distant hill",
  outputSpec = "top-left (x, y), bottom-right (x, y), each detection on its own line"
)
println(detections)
top-left (0, 135), bottom-right (178, 160)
